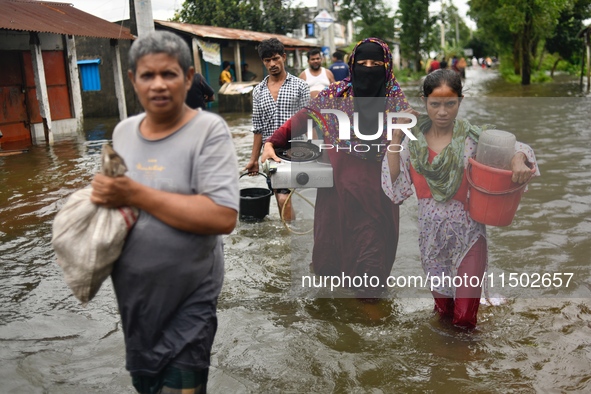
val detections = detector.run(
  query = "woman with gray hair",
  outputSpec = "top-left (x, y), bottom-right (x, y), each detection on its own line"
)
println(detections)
top-left (90, 30), bottom-right (239, 393)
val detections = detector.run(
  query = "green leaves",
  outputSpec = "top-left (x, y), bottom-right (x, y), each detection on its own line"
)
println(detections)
top-left (468, 0), bottom-right (574, 84)
top-left (397, 0), bottom-right (434, 71)
top-left (173, 0), bottom-right (304, 35)
top-left (338, 0), bottom-right (395, 42)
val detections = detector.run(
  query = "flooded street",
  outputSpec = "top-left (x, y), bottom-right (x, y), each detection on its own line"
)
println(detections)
top-left (1, 67), bottom-right (591, 393)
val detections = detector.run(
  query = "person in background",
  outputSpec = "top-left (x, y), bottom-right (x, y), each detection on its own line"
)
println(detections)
top-left (329, 51), bottom-right (349, 81)
top-left (457, 57), bottom-right (467, 79)
top-left (428, 57), bottom-right (440, 73)
top-left (186, 72), bottom-right (215, 109)
top-left (451, 55), bottom-right (459, 73)
top-left (244, 38), bottom-right (310, 221)
top-left (299, 48), bottom-right (335, 98)
top-left (262, 38), bottom-right (412, 301)
top-left (439, 57), bottom-right (448, 70)
top-left (241, 63), bottom-right (257, 81)
top-left (219, 61), bottom-right (233, 85)
top-left (90, 30), bottom-right (239, 393)
top-left (382, 69), bottom-right (539, 329)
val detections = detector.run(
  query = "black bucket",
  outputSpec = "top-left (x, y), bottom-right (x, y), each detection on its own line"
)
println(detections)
top-left (239, 173), bottom-right (273, 222)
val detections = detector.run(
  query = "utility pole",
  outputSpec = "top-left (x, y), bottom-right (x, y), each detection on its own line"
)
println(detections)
top-left (132, 0), bottom-right (155, 37)
top-left (317, 0), bottom-right (335, 61)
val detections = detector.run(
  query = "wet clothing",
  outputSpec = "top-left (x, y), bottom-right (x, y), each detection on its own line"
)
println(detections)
top-left (186, 73), bottom-right (214, 110)
top-left (111, 111), bottom-right (239, 377)
top-left (382, 118), bottom-right (539, 326)
top-left (267, 38), bottom-right (409, 298)
top-left (329, 60), bottom-right (349, 81)
top-left (433, 236), bottom-right (487, 328)
top-left (132, 365), bottom-right (208, 394)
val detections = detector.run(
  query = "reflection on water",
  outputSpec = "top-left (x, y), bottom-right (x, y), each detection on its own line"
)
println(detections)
top-left (1, 68), bottom-right (590, 393)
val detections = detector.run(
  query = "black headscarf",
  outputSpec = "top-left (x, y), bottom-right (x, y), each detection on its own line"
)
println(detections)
top-left (352, 42), bottom-right (387, 98)
top-left (351, 42), bottom-right (386, 146)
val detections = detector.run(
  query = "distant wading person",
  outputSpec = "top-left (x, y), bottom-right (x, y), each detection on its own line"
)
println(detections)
top-left (90, 30), bottom-right (239, 393)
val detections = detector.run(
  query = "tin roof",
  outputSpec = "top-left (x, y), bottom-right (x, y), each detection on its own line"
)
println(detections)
top-left (0, 0), bottom-right (134, 40)
top-left (155, 20), bottom-right (317, 49)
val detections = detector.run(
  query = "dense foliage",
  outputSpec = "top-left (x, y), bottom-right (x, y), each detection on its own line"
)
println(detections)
top-left (338, 0), bottom-right (395, 43)
top-left (468, 0), bottom-right (589, 85)
top-left (396, 0), bottom-right (435, 71)
top-left (173, 0), bottom-right (304, 35)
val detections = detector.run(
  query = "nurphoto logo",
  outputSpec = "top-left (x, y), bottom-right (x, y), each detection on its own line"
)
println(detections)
top-left (307, 110), bottom-right (418, 153)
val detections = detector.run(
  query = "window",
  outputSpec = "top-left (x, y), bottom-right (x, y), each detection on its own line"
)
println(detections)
top-left (77, 59), bottom-right (101, 91)
top-left (306, 23), bottom-right (315, 38)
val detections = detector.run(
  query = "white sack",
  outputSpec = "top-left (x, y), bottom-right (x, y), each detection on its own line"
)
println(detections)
top-left (51, 145), bottom-right (138, 304)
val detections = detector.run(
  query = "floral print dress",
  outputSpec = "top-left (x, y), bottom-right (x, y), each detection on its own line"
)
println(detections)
top-left (381, 134), bottom-right (539, 297)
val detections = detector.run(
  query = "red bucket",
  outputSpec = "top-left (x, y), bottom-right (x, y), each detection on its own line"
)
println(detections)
top-left (466, 158), bottom-right (532, 226)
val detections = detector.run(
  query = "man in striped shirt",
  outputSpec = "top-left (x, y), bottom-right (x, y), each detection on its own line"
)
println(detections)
top-left (244, 38), bottom-right (310, 221)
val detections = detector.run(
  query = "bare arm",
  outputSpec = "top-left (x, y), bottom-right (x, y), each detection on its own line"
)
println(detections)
top-left (243, 133), bottom-right (263, 174)
top-left (261, 142), bottom-right (280, 163)
top-left (90, 174), bottom-right (236, 234)
top-left (387, 109), bottom-right (416, 183)
top-left (246, 86), bottom-right (264, 174)
top-left (326, 69), bottom-right (336, 84)
top-left (299, 71), bottom-right (306, 80)
top-left (386, 135), bottom-right (404, 183)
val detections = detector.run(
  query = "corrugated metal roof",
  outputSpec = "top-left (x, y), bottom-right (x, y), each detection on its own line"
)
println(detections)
top-left (155, 20), bottom-right (318, 49)
top-left (0, 0), bottom-right (134, 40)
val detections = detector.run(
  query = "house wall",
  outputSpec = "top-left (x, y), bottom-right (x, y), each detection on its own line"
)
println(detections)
top-left (0, 31), bottom-right (63, 51)
top-left (75, 36), bottom-right (142, 118)
top-left (0, 31), bottom-right (78, 148)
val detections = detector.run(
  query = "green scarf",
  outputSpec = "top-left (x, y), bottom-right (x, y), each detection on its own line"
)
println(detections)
top-left (408, 114), bottom-right (485, 202)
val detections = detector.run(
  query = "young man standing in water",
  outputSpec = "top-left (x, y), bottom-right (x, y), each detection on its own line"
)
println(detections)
top-left (244, 38), bottom-right (310, 220)
top-left (90, 31), bottom-right (239, 393)
top-left (299, 48), bottom-right (335, 98)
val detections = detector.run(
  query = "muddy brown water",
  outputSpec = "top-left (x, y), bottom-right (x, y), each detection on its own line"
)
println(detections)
top-left (1, 68), bottom-right (590, 393)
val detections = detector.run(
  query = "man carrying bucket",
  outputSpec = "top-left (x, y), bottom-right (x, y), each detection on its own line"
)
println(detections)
top-left (382, 69), bottom-right (539, 329)
top-left (243, 38), bottom-right (310, 221)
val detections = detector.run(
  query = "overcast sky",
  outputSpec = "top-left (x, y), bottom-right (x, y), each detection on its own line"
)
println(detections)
top-left (69, 0), bottom-right (476, 29)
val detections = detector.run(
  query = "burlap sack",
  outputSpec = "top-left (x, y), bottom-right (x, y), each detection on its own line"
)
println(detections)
top-left (52, 145), bottom-right (138, 304)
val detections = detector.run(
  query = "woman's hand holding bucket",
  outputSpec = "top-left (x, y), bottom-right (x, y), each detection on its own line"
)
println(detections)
top-left (510, 152), bottom-right (535, 184)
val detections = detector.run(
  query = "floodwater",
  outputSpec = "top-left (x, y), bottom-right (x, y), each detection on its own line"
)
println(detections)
top-left (1, 67), bottom-right (590, 393)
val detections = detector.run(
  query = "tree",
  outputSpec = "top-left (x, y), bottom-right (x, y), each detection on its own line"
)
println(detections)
top-left (397, 0), bottom-right (435, 71)
top-left (441, 3), bottom-right (472, 49)
top-left (545, 0), bottom-right (591, 74)
top-left (173, 0), bottom-right (304, 35)
top-left (338, 0), bottom-right (395, 42)
top-left (469, 0), bottom-right (520, 74)
top-left (469, 0), bottom-right (570, 85)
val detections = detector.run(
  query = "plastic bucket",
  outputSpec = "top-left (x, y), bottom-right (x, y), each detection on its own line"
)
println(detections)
top-left (466, 158), bottom-right (531, 227)
top-left (239, 173), bottom-right (272, 222)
